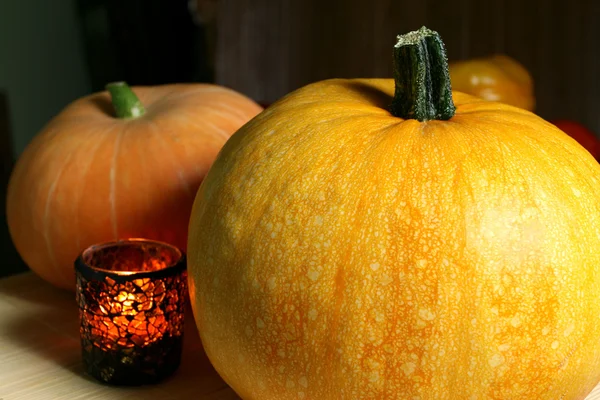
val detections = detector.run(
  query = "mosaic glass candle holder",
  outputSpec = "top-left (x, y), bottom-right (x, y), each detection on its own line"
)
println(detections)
top-left (75, 238), bottom-right (187, 385)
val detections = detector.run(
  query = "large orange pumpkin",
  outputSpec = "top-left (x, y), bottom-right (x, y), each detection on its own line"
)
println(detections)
top-left (7, 82), bottom-right (262, 290)
top-left (187, 27), bottom-right (600, 398)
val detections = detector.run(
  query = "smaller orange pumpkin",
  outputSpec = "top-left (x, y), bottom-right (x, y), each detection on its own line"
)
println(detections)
top-left (449, 54), bottom-right (535, 111)
top-left (7, 82), bottom-right (262, 290)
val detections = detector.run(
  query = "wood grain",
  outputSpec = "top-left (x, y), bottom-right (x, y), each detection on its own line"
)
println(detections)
top-left (215, 0), bottom-right (600, 135)
top-left (1, 272), bottom-right (600, 398)
top-left (0, 273), bottom-right (239, 400)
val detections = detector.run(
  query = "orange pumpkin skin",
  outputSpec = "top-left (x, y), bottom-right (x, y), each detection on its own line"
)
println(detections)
top-left (7, 83), bottom-right (262, 290)
top-left (188, 79), bottom-right (600, 399)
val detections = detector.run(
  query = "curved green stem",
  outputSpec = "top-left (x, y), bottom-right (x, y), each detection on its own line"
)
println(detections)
top-left (106, 82), bottom-right (146, 119)
top-left (390, 26), bottom-right (455, 121)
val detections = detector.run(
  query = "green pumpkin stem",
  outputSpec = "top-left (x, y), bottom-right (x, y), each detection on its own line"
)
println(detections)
top-left (106, 81), bottom-right (146, 119)
top-left (390, 26), bottom-right (455, 121)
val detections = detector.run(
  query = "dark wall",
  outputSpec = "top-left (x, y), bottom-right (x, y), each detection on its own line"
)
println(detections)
top-left (1, 92), bottom-right (25, 278)
top-left (215, 0), bottom-right (600, 133)
top-left (78, 0), bottom-right (214, 92)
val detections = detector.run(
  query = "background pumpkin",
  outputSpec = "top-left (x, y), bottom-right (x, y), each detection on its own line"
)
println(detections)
top-left (449, 54), bottom-right (535, 111)
top-left (6, 82), bottom-right (262, 290)
top-left (188, 28), bottom-right (600, 398)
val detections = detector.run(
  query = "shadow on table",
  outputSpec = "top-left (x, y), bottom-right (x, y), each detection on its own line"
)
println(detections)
top-left (0, 274), bottom-right (98, 381)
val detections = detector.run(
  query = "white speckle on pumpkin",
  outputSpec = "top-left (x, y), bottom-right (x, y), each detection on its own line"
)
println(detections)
top-left (419, 309), bottom-right (435, 321)
top-left (375, 311), bottom-right (385, 323)
top-left (489, 354), bottom-right (504, 368)
top-left (417, 259), bottom-right (428, 268)
top-left (498, 344), bottom-right (510, 352)
top-left (511, 315), bottom-right (521, 327)
top-left (369, 371), bottom-right (380, 382)
top-left (308, 309), bottom-right (318, 320)
top-left (542, 326), bottom-right (551, 335)
top-left (564, 323), bottom-right (575, 337)
top-left (370, 262), bottom-right (380, 271)
top-left (551, 341), bottom-right (560, 349)
top-left (307, 269), bottom-right (320, 281)
top-left (268, 277), bottom-right (276, 289)
top-left (401, 362), bottom-right (416, 376)
top-left (314, 216), bottom-right (324, 225)
top-left (257, 318), bottom-right (265, 329)
top-left (299, 376), bottom-right (308, 388)
top-left (379, 274), bottom-right (393, 286)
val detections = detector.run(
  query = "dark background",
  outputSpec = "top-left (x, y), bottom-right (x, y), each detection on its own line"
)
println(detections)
top-left (2, 0), bottom-right (599, 278)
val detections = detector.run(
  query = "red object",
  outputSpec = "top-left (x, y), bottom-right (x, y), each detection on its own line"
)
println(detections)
top-left (551, 120), bottom-right (600, 159)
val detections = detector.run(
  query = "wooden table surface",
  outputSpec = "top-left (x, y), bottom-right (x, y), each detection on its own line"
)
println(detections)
top-left (2, 271), bottom-right (600, 399)
top-left (0, 272), bottom-right (239, 400)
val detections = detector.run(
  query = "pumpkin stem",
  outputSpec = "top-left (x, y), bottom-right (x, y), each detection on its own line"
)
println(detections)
top-left (106, 82), bottom-right (146, 119)
top-left (390, 26), bottom-right (455, 121)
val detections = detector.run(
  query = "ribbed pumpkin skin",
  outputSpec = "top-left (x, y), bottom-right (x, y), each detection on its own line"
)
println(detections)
top-left (188, 79), bottom-right (600, 399)
top-left (7, 84), bottom-right (262, 290)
